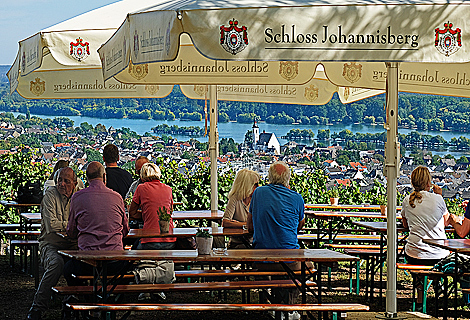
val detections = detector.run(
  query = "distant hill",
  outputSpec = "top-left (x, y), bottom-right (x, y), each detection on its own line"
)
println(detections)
top-left (0, 65), bottom-right (10, 84)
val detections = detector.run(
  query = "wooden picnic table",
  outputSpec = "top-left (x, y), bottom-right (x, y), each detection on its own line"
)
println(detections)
top-left (305, 203), bottom-right (402, 211)
top-left (423, 239), bottom-right (470, 254)
top-left (351, 221), bottom-right (407, 233)
top-left (127, 227), bottom-right (247, 238)
top-left (350, 221), bottom-right (409, 303)
top-left (172, 210), bottom-right (224, 227)
top-left (305, 210), bottom-right (403, 247)
top-left (20, 213), bottom-right (41, 232)
top-left (59, 248), bottom-right (359, 305)
top-left (423, 239), bottom-right (470, 320)
top-left (306, 211), bottom-right (402, 219)
top-left (0, 200), bottom-right (41, 208)
top-left (1, 201), bottom-right (40, 230)
top-left (28, 210), bottom-right (225, 228)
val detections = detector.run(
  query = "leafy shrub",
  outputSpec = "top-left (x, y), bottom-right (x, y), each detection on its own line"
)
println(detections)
top-left (0, 148), bottom-right (51, 224)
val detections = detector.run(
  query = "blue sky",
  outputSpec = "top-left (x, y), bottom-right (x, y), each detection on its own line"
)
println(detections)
top-left (0, 0), bottom-right (118, 65)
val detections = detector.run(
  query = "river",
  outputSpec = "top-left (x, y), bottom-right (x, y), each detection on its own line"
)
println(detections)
top-left (11, 112), bottom-right (470, 158)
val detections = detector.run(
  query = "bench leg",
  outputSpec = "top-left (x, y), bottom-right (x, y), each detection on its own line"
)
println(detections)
top-left (328, 266), bottom-right (332, 291)
top-left (422, 275), bottom-right (428, 314)
top-left (9, 240), bottom-right (14, 268)
top-left (348, 261), bottom-right (352, 294)
top-left (356, 261), bottom-right (361, 295)
top-left (444, 276), bottom-right (449, 320)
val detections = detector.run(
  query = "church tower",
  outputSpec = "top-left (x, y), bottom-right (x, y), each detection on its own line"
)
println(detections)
top-left (252, 119), bottom-right (259, 148)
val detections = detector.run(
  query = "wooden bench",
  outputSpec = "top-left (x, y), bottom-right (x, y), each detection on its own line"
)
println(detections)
top-left (324, 244), bottom-right (404, 250)
top-left (298, 234), bottom-right (406, 247)
top-left (9, 239), bottom-right (39, 288)
top-left (65, 302), bottom-right (369, 319)
top-left (0, 223), bottom-right (21, 230)
top-left (343, 248), bottom-right (391, 301)
top-left (396, 263), bottom-right (434, 313)
top-left (53, 279), bottom-right (318, 296)
top-left (409, 269), bottom-right (470, 316)
top-left (4, 230), bottom-right (41, 237)
top-left (54, 279), bottom-right (318, 306)
top-left (321, 245), bottom-right (400, 295)
top-left (72, 268), bottom-right (317, 283)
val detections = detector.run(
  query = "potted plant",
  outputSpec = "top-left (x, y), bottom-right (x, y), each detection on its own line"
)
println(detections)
top-left (195, 228), bottom-right (213, 255)
top-left (376, 195), bottom-right (387, 215)
top-left (328, 188), bottom-right (339, 205)
top-left (157, 207), bottom-right (171, 233)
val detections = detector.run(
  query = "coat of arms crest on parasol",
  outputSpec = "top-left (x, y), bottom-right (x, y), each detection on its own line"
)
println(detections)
top-left (304, 84), bottom-right (319, 102)
top-left (70, 38), bottom-right (90, 62)
top-left (342, 62), bottom-right (362, 84)
top-left (279, 62), bottom-right (299, 81)
top-left (194, 85), bottom-right (208, 96)
top-left (435, 22), bottom-right (462, 57)
top-left (128, 62), bottom-right (148, 80)
top-left (30, 78), bottom-right (45, 96)
top-left (220, 19), bottom-right (248, 55)
top-left (145, 85), bottom-right (160, 95)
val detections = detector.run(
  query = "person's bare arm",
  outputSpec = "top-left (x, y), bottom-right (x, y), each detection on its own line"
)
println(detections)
top-left (247, 213), bottom-right (254, 234)
top-left (222, 219), bottom-right (245, 228)
top-left (442, 211), bottom-right (451, 227)
top-left (432, 184), bottom-right (442, 195)
top-left (297, 218), bottom-right (305, 232)
top-left (449, 215), bottom-right (470, 238)
top-left (402, 217), bottom-right (408, 229)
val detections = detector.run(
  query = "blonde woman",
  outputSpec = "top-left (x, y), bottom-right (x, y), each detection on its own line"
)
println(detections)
top-left (222, 168), bottom-right (260, 248)
top-left (401, 166), bottom-right (451, 305)
top-left (129, 162), bottom-right (175, 250)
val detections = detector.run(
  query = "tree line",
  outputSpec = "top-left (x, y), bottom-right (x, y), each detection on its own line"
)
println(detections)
top-left (2, 78), bottom-right (470, 133)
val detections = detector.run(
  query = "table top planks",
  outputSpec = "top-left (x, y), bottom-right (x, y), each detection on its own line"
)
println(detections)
top-left (305, 204), bottom-right (402, 211)
top-left (20, 210), bottom-right (224, 224)
top-left (127, 227), bottom-right (246, 238)
top-left (59, 248), bottom-right (359, 263)
top-left (0, 200), bottom-right (40, 208)
top-left (171, 210), bottom-right (224, 220)
top-left (423, 239), bottom-right (470, 254)
top-left (351, 221), bottom-right (407, 233)
top-left (306, 210), bottom-right (402, 219)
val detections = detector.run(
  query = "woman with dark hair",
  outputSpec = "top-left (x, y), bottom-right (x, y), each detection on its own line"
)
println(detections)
top-left (401, 166), bottom-right (451, 305)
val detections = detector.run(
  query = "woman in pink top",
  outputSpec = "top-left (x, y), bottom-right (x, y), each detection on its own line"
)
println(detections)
top-left (129, 162), bottom-right (176, 250)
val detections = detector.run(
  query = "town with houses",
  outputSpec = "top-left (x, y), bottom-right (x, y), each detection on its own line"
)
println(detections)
top-left (1, 117), bottom-right (470, 201)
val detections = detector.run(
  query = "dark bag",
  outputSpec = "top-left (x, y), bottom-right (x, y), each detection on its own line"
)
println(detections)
top-left (432, 252), bottom-right (470, 274)
top-left (17, 181), bottom-right (43, 204)
top-left (175, 236), bottom-right (197, 250)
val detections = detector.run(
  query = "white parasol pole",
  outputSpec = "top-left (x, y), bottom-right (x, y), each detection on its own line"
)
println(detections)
top-left (384, 62), bottom-right (400, 318)
top-left (209, 85), bottom-right (219, 213)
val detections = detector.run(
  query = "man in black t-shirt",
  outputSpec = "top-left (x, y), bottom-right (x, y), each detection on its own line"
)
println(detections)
top-left (102, 144), bottom-right (133, 200)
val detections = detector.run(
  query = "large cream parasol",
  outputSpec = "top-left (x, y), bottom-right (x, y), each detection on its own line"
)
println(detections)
top-left (7, 0), bottom-right (381, 225)
top-left (97, 1), bottom-right (470, 317)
